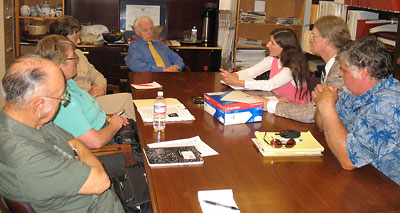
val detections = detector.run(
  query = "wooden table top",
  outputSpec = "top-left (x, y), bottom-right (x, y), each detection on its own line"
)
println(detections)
top-left (129, 72), bottom-right (400, 213)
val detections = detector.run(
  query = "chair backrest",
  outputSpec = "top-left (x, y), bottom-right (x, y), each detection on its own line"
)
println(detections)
top-left (1, 196), bottom-right (35, 213)
top-left (0, 196), bottom-right (11, 213)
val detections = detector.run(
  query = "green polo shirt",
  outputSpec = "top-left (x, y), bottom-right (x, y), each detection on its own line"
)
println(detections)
top-left (53, 79), bottom-right (106, 137)
top-left (0, 109), bottom-right (124, 212)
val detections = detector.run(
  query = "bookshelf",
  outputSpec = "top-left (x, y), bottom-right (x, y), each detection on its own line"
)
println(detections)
top-left (233, 0), bottom-right (311, 65)
top-left (344, 4), bottom-right (400, 79)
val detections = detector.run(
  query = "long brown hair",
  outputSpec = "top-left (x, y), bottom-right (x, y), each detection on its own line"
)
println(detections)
top-left (271, 28), bottom-right (310, 100)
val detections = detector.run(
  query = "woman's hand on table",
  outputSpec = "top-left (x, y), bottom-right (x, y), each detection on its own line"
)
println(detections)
top-left (219, 68), bottom-right (244, 87)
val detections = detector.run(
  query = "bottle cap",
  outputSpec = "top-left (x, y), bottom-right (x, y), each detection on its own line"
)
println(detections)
top-left (157, 91), bottom-right (163, 96)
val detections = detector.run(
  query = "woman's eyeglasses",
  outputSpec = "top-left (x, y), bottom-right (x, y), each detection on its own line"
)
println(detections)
top-left (66, 55), bottom-right (79, 63)
top-left (263, 132), bottom-right (296, 148)
top-left (43, 87), bottom-right (71, 107)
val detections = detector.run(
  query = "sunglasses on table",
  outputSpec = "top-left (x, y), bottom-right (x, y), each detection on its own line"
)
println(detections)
top-left (263, 132), bottom-right (296, 148)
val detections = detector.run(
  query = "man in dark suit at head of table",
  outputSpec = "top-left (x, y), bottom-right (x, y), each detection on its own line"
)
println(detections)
top-left (124, 16), bottom-right (185, 72)
top-left (312, 36), bottom-right (400, 185)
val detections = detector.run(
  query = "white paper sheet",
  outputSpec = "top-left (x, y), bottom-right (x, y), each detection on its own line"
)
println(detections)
top-left (131, 81), bottom-right (162, 89)
top-left (136, 104), bottom-right (194, 122)
top-left (221, 91), bottom-right (261, 103)
top-left (147, 136), bottom-right (218, 157)
top-left (198, 189), bottom-right (240, 212)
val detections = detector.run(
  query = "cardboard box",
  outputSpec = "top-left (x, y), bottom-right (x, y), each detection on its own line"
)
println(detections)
top-left (204, 91), bottom-right (264, 125)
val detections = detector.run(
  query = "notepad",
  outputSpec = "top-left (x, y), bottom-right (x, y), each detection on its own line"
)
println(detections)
top-left (253, 131), bottom-right (324, 157)
top-left (144, 146), bottom-right (204, 167)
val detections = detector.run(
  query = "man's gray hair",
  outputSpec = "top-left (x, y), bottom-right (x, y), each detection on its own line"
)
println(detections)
top-left (132, 16), bottom-right (153, 31)
top-left (337, 36), bottom-right (393, 80)
top-left (2, 55), bottom-right (49, 107)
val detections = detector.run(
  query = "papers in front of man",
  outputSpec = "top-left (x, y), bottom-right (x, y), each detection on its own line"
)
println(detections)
top-left (144, 146), bottom-right (204, 167)
top-left (131, 81), bottom-right (162, 89)
top-left (147, 136), bottom-right (219, 157)
top-left (198, 189), bottom-right (240, 212)
top-left (253, 131), bottom-right (324, 157)
top-left (133, 98), bottom-right (195, 122)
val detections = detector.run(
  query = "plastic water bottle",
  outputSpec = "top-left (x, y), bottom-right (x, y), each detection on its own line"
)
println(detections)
top-left (153, 91), bottom-right (166, 132)
top-left (191, 26), bottom-right (197, 42)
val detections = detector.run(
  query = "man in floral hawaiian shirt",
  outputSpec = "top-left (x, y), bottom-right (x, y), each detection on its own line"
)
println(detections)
top-left (312, 36), bottom-right (400, 185)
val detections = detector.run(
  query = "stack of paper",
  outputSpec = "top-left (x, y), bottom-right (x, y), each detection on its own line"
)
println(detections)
top-left (133, 98), bottom-right (195, 122)
top-left (253, 131), bottom-right (324, 157)
top-left (239, 9), bottom-right (266, 24)
top-left (237, 37), bottom-right (263, 47)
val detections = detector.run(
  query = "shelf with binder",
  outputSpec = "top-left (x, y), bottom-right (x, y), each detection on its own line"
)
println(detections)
top-left (344, 4), bottom-right (400, 79)
top-left (233, 0), bottom-right (310, 66)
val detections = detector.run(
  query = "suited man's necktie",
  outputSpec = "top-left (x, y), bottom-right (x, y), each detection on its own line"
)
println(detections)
top-left (321, 67), bottom-right (326, 83)
top-left (147, 41), bottom-right (166, 68)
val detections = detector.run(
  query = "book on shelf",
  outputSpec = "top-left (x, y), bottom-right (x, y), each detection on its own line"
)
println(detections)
top-left (143, 146), bottom-right (204, 167)
top-left (133, 98), bottom-right (195, 122)
top-left (369, 23), bottom-right (398, 34)
top-left (318, 1), bottom-right (348, 22)
top-left (347, 10), bottom-right (379, 40)
top-left (253, 131), bottom-right (324, 157)
top-left (377, 37), bottom-right (396, 49)
top-left (356, 19), bottom-right (393, 39)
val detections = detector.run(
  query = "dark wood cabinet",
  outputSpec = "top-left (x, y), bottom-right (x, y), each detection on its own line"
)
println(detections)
top-left (172, 47), bottom-right (221, 72)
top-left (79, 45), bottom-right (104, 72)
top-left (78, 45), bottom-right (129, 92)
top-left (103, 45), bottom-right (130, 91)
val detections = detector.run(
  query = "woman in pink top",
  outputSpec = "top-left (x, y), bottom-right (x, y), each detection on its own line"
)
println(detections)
top-left (220, 28), bottom-right (310, 105)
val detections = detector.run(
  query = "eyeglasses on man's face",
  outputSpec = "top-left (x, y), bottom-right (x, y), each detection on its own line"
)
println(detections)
top-left (43, 87), bottom-right (71, 107)
top-left (263, 132), bottom-right (296, 148)
top-left (310, 33), bottom-right (323, 41)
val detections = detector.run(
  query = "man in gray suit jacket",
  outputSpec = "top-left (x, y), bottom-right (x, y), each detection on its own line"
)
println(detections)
top-left (272, 16), bottom-right (350, 123)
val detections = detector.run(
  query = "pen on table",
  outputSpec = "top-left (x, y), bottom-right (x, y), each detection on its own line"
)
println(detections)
top-left (107, 109), bottom-right (125, 122)
top-left (203, 200), bottom-right (239, 210)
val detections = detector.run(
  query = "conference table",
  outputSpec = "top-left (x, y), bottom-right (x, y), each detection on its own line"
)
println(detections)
top-left (129, 72), bottom-right (400, 212)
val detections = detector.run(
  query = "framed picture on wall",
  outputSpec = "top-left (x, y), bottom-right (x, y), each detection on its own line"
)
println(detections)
top-left (120, 0), bottom-right (167, 39)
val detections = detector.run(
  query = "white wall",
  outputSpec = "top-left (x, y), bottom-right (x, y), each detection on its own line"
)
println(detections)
top-left (219, 0), bottom-right (236, 11)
